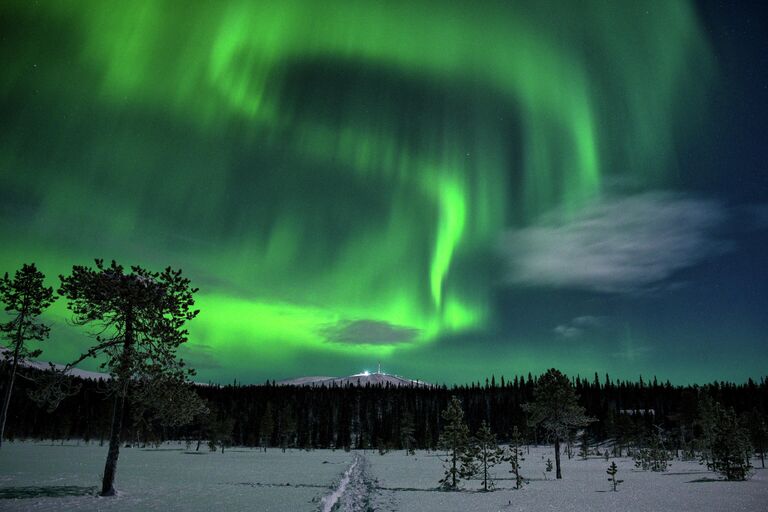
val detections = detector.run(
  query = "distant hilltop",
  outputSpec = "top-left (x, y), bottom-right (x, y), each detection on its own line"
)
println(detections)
top-left (277, 366), bottom-right (430, 387)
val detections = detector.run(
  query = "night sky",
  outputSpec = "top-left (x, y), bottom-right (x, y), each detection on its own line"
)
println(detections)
top-left (1, 1), bottom-right (766, 384)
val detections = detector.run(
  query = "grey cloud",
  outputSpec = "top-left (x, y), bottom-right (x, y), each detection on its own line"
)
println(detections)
top-left (323, 319), bottom-right (420, 345)
top-left (500, 192), bottom-right (730, 293)
top-left (179, 343), bottom-right (222, 370)
top-left (554, 315), bottom-right (606, 339)
top-left (554, 324), bottom-right (583, 339)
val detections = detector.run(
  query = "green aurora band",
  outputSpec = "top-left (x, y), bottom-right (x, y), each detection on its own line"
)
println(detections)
top-left (0, 0), bottom-right (713, 382)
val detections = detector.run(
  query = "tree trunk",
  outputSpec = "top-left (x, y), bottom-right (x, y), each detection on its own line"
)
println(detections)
top-left (0, 350), bottom-right (19, 448)
top-left (0, 316), bottom-right (25, 449)
top-left (452, 444), bottom-right (457, 488)
top-left (101, 387), bottom-right (127, 496)
top-left (554, 437), bottom-right (562, 479)
top-left (100, 306), bottom-right (134, 497)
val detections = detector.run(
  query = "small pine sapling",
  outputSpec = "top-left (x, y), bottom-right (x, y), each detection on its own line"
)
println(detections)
top-left (545, 458), bottom-right (553, 472)
top-left (579, 429), bottom-right (590, 460)
top-left (507, 426), bottom-right (526, 489)
top-left (473, 421), bottom-right (505, 491)
top-left (606, 461), bottom-right (623, 491)
top-left (438, 396), bottom-right (472, 490)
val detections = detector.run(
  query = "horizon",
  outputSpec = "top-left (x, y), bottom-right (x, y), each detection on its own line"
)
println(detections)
top-left (18, 348), bottom-right (768, 389)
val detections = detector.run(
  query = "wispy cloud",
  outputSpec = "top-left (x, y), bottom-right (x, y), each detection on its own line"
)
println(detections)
top-left (179, 343), bottom-right (222, 370)
top-left (554, 315), bottom-right (605, 339)
top-left (323, 319), bottom-right (420, 345)
top-left (500, 192), bottom-right (730, 293)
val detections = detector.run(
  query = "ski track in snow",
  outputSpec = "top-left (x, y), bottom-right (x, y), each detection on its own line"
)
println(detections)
top-left (320, 453), bottom-right (375, 512)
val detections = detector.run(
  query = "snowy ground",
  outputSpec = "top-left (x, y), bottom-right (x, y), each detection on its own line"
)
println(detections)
top-left (0, 442), bottom-right (766, 511)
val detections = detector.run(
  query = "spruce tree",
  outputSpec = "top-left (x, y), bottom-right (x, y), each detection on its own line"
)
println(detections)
top-left (707, 404), bottom-right (752, 480)
top-left (523, 368), bottom-right (594, 479)
top-left (400, 411), bottom-right (416, 455)
top-left (746, 409), bottom-right (766, 469)
top-left (42, 260), bottom-right (201, 496)
top-left (606, 461), bottom-right (623, 491)
top-left (438, 396), bottom-right (471, 490)
top-left (280, 404), bottom-right (297, 452)
top-left (633, 430), bottom-right (670, 472)
top-left (696, 394), bottom-right (718, 466)
top-left (258, 402), bottom-right (274, 452)
top-left (579, 429), bottom-right (590, 460)
top-left (507, 426), bottom-right (526, 489)
top-left (473, 421), bottom-right (505, 491)
top-left (0, 263), bottom-right (56, 448)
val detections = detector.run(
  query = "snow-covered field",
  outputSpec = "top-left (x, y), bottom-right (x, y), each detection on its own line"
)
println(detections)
top-left (0, 442), bottom-right (766, 511)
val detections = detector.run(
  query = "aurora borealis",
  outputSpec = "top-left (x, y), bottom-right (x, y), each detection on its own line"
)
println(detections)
top-left (2, 1), bottom-right (767, 384)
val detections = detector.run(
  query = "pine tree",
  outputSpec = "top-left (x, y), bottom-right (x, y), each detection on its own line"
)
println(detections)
top-left (259, 402), bottom-right (274, 452)
top-left (438, 396), bottom-right (471, 490)
top-left (473, 421), bottom-right (505, 491)
top-left (707, 404), bottom-right (752, 480)
top-left (214, 417), bottom-right (235, 453)
top-left (746, 409), bottom-right (766, 469)
top-left (400, 411), bottom-right (416, 455)
top-left (280, 404), bottom-right (297, 452)
top-left (606, 461), bottom-right (623, 491)
top-left (578, 429), bottom-right (590, 460)
top-left (0, 263), bottom-right (56, 448)
top-left (633, 429), bottom-right (670, 472)
top-left (40, 260), bottom-right (201, 496)
top-left (507, 426), bottom-right (526, 489)
top-left (696, 394), bottom-right (718, 466)
top-left (523, 368), bottom-right (594, 479)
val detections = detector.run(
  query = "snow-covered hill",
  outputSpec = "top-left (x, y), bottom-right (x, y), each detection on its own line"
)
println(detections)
top-left (0, 347), bottom-right (109, 381)
top-left (278, 369), bottom-right (430, 387)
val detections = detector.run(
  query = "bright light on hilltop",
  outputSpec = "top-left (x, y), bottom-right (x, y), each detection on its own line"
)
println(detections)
top-left (362, 370), bottom-right (370, 376)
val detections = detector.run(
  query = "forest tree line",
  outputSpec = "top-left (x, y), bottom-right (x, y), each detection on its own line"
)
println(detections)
top-left (2, 364), bottom-right (766, 461)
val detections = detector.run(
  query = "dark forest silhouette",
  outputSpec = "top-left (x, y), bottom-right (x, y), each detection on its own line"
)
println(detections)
top-left (3, 364), bottom-right (766, 465)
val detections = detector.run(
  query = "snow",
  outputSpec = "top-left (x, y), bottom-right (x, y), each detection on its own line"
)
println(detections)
top-left (320, 455), bottom-right (358, 512)
top-left (278, 371), bottom-right (430, 387)
top-left (0, 442), bottom-right (352, 512)
top-left (0, 442), bottom-right (766, 511)
top-left (366, 447), bottom-right (768, 512)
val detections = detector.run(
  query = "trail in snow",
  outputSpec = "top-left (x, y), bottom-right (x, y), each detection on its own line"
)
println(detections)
top-left (319, 453), bottom-right (375, 512)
